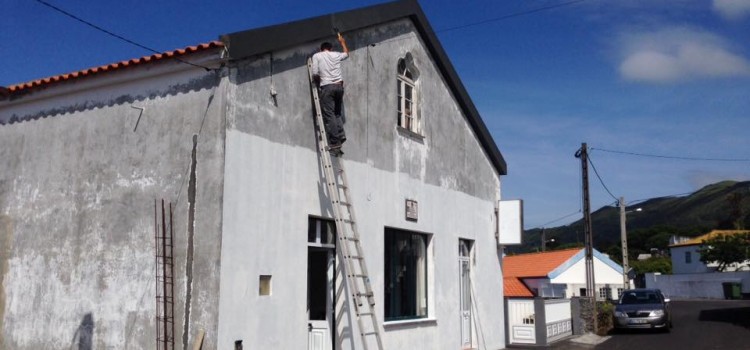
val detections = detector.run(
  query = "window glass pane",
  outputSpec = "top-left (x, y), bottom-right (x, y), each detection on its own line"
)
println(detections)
top-left (405, 85), bottom-right (412, 100)
top-left (385, 229), bottom-right (428, 321)
top-left (322, 221), bottom-right (334, 245)
top-left (459, 240), bottom-right (470, 257)
top-left (308, 218), bottom-right (317, 243)
top-left (398, 59), bottom-right (406, 75)
top-left (308, 218), bottom-right (335, 244)
top-left (461, 260), bottom-right (471, 310)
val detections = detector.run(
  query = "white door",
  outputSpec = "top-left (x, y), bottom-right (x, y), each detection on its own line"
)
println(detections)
top-left (459, 241), bottom-right (472, 348)
top-left (308, 248), bottom-right (334, 350)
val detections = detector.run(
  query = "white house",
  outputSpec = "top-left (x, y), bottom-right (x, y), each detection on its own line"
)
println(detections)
top-left (0, 1), bottom-right (517, 349)
top-left (669, 230), bottom-right (750, 274)
top-left (504, 248), bottom-right (627, 300)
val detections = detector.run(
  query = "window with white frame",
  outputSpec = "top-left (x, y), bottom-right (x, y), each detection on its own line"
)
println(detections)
top-left (617, 288), bottom-right (624, 299)
top-left (599, 287), bottom-right (612, 300)
top-left (384, 228), bottom-right (429, 321)
top-left (397, 54), bottom-right (421, 135)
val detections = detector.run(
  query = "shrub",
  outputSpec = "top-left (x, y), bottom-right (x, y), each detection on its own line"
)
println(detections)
top-left (596, 301), bottom-right (614, 335)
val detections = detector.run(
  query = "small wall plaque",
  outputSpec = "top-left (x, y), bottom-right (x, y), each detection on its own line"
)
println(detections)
top-left (405, 199), bottom-right (418, 221)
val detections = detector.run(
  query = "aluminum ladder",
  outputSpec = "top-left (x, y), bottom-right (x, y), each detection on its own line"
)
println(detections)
top-left (307, 58), bottom-right (384, 350)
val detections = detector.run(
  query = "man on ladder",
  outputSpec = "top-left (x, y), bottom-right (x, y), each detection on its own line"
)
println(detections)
top-left (312, 32), bottom-right (349, 156)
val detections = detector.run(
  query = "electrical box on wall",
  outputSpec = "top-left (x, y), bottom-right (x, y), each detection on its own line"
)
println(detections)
top-left (497, 199), bottom-right (523, 245)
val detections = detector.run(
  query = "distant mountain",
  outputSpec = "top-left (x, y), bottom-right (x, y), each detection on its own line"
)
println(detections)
top-left (514, 180), bottom-right (750, 256)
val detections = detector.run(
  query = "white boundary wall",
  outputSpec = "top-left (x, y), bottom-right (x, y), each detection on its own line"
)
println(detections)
top-left (645, 272), bottom-right (750, 299)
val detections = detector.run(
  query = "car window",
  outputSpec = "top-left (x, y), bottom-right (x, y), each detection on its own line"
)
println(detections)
top-left (620, 291), bottom-right (663, 304)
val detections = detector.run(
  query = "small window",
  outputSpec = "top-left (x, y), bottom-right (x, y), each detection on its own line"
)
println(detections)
top-left (616, 288), bottom-right (624, 299)
top-left (384, 228), bottom-right (428, 321)
top-left (685, 251), bottom-right (692, 264)
top-left (259, 275), bottom-right (272, 296)
top-left (397, 53), bottom-right (421, 135)
top-left (308, 217), bottom-right (335, 246)
top-left (598, 287), bottom-right (611, 300)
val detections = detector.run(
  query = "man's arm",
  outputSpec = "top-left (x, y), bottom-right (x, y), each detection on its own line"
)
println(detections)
top-left (338, 33), bottom-right (349, 55)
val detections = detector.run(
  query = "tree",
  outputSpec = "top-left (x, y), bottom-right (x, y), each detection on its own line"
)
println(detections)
top-left (630, 256), bottom-right (672, 274)
top-left (698, 232), bottom-right (750, 272)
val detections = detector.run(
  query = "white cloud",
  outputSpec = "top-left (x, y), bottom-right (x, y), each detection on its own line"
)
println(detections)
top-left (713, 0), bottom-right (750, 20)
top-left (618, 27), bottom-right (750, 83)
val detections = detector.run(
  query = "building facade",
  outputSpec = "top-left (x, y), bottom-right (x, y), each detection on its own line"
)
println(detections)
top-left (504, 248), bottom-right (627, 301)
top-left (1, 1), bottom-right (511, 349)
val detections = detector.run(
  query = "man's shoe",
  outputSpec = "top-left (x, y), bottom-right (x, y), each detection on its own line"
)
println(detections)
top-left (329, 148), bottom-right (344, 157)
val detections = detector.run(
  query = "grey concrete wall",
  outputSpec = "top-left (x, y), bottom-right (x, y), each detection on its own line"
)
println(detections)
top-left (226, 18), bottom-right (499, 201)
top-left (0, 59), bottom-right (226, 349)
top-left (217, 19), bottom-right (504, 350)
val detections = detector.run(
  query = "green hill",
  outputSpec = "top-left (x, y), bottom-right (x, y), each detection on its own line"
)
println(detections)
top-left (514, 180), bottom-right (750, 260)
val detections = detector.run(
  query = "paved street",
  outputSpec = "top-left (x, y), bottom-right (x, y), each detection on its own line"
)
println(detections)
top-left (549, 300), bottom-right (750, 350)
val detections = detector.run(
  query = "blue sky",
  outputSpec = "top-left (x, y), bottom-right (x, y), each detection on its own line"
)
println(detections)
top-left (2, 0), bottom-right (749, 228)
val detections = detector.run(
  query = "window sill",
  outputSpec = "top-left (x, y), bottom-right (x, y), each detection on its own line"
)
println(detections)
top-left (396, 127), bottom-right (425, 142)
top-left (383, 317), bottom-right (437, 328)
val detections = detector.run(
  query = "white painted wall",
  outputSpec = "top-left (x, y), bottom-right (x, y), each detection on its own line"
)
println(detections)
top-left (671, 245), bottom-right (750, 274)
top-left (552, 256), bottom-right (626, 299)
top-left (215, 18), bottom-right (506, 350)
top-left (671, 245), bottom-right (710, 274)
top-left (217, 133), bottom-right (504, 349)
top-left (645, 271), bottom-right (750, 299)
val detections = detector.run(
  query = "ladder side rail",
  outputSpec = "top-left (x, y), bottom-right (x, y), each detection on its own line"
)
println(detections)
top-left (307, 57), bottom-right (384, 350)
top-left (336, 160), bottom-right (374, 302)
top-left (307, 58), bottom-right (366, 313)
top-left (336, 160), bottom-right (384, 349)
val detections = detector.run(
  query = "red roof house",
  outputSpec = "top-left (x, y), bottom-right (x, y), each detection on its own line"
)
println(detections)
top-left (503, 248), bottom-right (626, 299)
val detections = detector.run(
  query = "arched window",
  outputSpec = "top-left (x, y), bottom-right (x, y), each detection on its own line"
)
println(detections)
top-left (397, 53), bottom-right (421, 134)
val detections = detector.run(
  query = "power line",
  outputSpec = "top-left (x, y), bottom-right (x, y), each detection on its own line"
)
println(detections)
top-left (375, 0), bottom-right (587, 46)
top-left (437, 0), bottom-right (587, 33)
top-left (626, 191), bottom-right (695, 205)
top-left (33, 0), bottom-right (214, 71)
top-left (591, 147), bottom-right (750, 162)
top-left (532, 209), bottom-right (582, 229)
top-left (587, 154), bottom-right (619, 202)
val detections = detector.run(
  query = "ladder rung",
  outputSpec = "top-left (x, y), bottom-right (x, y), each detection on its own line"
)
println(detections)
top-left (356, 292), bottom-right (374, 297)
top-left (341, 236), bottom-right (358, 242)
top-left (361, 332), bottom-right (379, 336)
top-left (347, 255), bottom-right (364, 260)
top-left (350, 274), bottom-right (368, 278)
top-left (359, 312), bottom-right (373, 316)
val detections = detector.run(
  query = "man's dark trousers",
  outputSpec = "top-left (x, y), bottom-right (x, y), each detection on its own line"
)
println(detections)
top-left (320, 83), bottom-right (346, 146)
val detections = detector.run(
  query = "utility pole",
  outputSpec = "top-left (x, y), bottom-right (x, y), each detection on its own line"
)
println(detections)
top-left (620, 197), bottom-right (630, 288)
top-left (541, 227), bottom-right (546, 252)
top-left (575, 143), bottom-right (597, 332)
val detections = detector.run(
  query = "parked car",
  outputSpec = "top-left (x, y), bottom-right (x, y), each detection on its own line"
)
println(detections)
top-left (613, 288), bottom-right (672, 331)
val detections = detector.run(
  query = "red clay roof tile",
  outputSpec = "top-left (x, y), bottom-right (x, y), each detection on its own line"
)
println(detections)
top-left (504, 277), bottom-right (534, 297)
top-left (503, 248), bottom-right (580, 278)
top-left (5, 41), bottom-right (224, 95)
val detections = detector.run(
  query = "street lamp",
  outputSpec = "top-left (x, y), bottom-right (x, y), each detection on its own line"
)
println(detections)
top-left (541, 228), bottom-right (556, 251)
top-left (620, 196), bottom-right (642, 288)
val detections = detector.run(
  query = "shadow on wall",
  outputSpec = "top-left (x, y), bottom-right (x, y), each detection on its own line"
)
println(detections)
top-left (699, 306), bottom-right (750, 329)
top-left (71, 313), bottom-right (94, 350)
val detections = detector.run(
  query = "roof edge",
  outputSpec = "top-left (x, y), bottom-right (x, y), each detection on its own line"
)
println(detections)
top-left (4, 41), bottom-right (225, 97)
